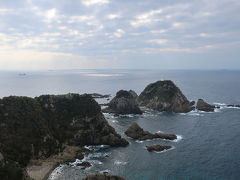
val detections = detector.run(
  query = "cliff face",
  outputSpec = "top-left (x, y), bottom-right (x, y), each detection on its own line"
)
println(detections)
top-left (103, 90), bottom-right (142, 115)
top-left (0, 94), bottom-right (128, 180)
top-left (138, 80), bottom-right (194, 113)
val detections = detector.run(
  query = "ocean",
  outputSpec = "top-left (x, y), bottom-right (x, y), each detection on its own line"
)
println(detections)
top-left (1, 69), bottom-right (240, 180)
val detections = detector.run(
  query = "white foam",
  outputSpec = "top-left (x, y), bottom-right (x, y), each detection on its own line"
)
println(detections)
top-left (136, 140), bottom-right (144, 143)
top-left (114, 160), bottom-right (128, 165)
top-left (213, 102), bottom-right (226, 106)
top-left (48, 165), bottom-right (65, 180)
top-left (225, 106), bottom-right (240, 109)
top-left (180, 110), bottom-right (202, 116)
top-left (173, 135), bottom-right (183, 142)
top-left (111, 120), bottom-right (118, 123)
top-left (100, 169), bottom-right (111, 174)
top-left (84, 145), bottom-right (110, 151)
top-left (119, 114), bottom-right (135, 118)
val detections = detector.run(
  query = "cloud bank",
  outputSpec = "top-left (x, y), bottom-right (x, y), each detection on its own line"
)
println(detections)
top-left (0, 0), bottom-right (239, 70)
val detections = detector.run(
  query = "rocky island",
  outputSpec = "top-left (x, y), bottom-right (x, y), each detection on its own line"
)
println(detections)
top-left (196, 99), bottom-right (216, 112)
top-left (103, 90), bottom-right (142, 115)
top-left (0, 94), bottom-right (128, 180)
top-left (138, 80), bottom-right (194, 113)
top-left (125, 123), bottom-right (177, 141)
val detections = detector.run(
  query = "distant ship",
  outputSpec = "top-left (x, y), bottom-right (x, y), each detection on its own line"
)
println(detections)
top-left (18, 73), bottom-right (26, 76)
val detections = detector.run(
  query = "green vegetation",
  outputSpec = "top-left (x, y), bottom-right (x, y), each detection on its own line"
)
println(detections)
top-left (138, 80), bottom-right (179, 103)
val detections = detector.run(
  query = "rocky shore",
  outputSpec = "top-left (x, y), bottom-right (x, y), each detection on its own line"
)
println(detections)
top-left (27, 146), bottom-right (85, 180)
top-left (0, 94), bottom-right (128, 180)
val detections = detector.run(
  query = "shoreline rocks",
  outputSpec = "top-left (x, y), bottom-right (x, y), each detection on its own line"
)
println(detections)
top-left (125, 123), bottom-right (177, 141)
top-left (103, 90), bottom-right (142, 115)
top-left (196, 99), bottom-right (216, 112)
top-left (138, 80), bottom-right (194, 113)
top-left (146, 145), bottom-right (172, 152)
top-left (82, 173), bottom-right (126, 180)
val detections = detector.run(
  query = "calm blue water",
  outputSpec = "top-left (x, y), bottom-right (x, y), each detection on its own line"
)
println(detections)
top-left (0, 69), bottom-right (240, 180)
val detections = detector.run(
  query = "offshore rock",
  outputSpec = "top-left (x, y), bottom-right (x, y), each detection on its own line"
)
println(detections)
top-left (103, 90), bottom-right (142, 115)
top-left (125, 123), bottom-right (177, 141)
top-left (196, 99), bottom-right (215, 112)
top-left (146, 145), bottom-right (172, 152)
top-left (0, 94), bottom-right (128, 180)
top-left (82, 173), bottom-right (126, 180)
top-left (138, 80), bottom-right (194, 113)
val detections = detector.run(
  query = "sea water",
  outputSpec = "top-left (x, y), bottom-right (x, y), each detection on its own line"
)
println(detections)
top-left (0, 69), bottom-right (240, 180)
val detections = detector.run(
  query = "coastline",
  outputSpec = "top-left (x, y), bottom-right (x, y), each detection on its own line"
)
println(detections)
top-left (27, 146), bottom-right (83, 180)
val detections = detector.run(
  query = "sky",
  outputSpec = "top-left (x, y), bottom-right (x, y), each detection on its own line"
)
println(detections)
top-left (0, 0), bottom-right (240, 70)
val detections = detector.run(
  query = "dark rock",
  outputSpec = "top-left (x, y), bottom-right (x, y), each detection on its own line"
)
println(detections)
top-left (77, 161), bottom-right (91, 169)
top-left (0, 93), bottom-right (128, 180)
top-left (125, 123), bottom-right (177, 141)
top-left (103, 90), bottom-right (142, 115)
top-left (0, 152), bottom-right (3, 162)
top-left (190, 101), bottom-right (195, 106)
top-left (138, 80), bottom-right (194, 113)
top-left (82, 173), bottom-right (126, 180)
top-left (227, 104), bottom-right (240, 108)
top-left (196, 99), bottom-right (215, 112)
top-left (146, 145), bottom-right (172, 152)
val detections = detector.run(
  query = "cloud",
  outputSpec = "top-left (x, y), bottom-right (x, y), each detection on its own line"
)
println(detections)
top-left (199, 33), bottom-right (209, 38)
top-left (106, 14), bottom-right (120, 19)
top-left (45, 8), bottom-right (57, 20)
top-left (172, 22), bottom-right (184, 28)
top-left (82, 0), bottom-right (109, 6)
top-left (0, 8), bottom-right (14, 15)
top-left (68, 15), bottom-right (94, 23)
top-left (131, 9), bottom-right (163, 27)
top-left (147, 39), bottom-right (169, 44)
top-left (150, 29), bottom-right (168, 34)
top-left (0, 0), bottom-right (240, 70)
top-left (106, 29), bottom-right (125, 38)
top-left (0, 47), bottom-right (113, 70)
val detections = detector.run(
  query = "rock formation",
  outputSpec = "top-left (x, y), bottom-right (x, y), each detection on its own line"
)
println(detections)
top-left (146, 145), bottom-right (172, 152)
top-left (227, 104), bottom-right (240, 108)
top-left (138, 80), bottom-right (194, 113)
top-left (0, 94), bottom-right (128, 180)
top-left (103, 90), bottom-right (142, 115)
top-left (125, 123), bottom-right (177, 141)
top-left (196, 99), bottom-right (215, 112)
top-left (82, 173), bottom-right (126, 180)
top-left (77, 161), bottom-right (92, 169)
